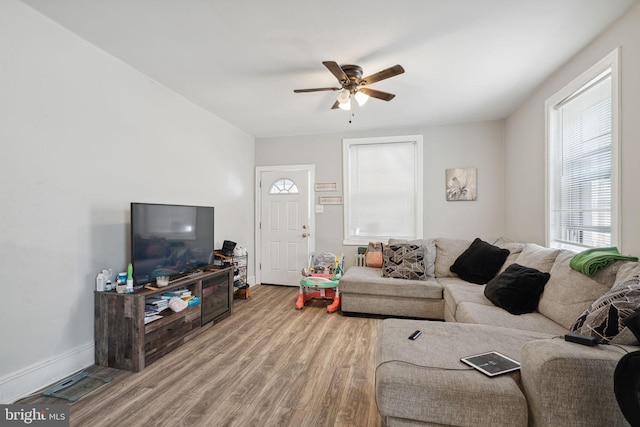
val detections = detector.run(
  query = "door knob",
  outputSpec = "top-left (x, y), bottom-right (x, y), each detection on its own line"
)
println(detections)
top-left (302, 233), bottom-right (309, 238)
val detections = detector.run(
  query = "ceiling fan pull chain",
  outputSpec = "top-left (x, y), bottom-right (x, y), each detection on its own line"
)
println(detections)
top-left (348, 93), bottom-right (360, 124)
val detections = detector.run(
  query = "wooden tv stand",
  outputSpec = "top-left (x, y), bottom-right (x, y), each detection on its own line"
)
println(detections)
top-left (94, 267), bottom-right (233, 372)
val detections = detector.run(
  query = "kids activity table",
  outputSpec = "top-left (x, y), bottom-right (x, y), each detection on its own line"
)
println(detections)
top-left (295, 276), bottom-right (340, 313)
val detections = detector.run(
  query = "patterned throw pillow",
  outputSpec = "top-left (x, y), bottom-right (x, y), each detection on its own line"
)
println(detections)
top-left (382, 244), bottom-right (426, 280)
top-left (571, 275), bottom-right (640, 345)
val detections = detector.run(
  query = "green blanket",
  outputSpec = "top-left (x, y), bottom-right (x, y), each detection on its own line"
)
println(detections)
top-left (570, 247), bottom-right (638, 276)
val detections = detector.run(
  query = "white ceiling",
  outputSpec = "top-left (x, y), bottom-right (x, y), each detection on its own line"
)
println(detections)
top-left (21, 0), bottom-right (638, 138)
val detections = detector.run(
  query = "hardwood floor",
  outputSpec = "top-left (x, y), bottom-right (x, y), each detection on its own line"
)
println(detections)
top-left (18, 285), bottom-right (384, 427)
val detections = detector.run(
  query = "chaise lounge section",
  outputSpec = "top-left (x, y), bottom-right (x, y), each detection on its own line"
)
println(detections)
top-left (339, 237), bottom-right (640, 426)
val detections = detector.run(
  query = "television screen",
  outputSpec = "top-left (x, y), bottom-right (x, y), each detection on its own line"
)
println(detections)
top-left (131, 203), bottom-right (214, 286)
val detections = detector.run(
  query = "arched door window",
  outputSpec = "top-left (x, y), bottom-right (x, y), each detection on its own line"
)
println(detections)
top-left (269, 178), bottom-right (299, 194)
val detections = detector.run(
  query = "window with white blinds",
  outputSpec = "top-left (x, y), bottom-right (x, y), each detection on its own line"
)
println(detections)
top-left (546, 49), bottom-right (619, 251)
top-left (343, 135), bottom-right (423, 245)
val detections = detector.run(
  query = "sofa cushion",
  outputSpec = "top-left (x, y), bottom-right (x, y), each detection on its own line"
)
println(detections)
top-left (538, 251), bottom-right (611, 330)
top-left (388, 238), bottom-right (436, 277)
top-left (484, 264), bottom-right (550, 315)
top-left (442, 277), bottom-right (493, 307)
top-left (435, 238), bottom-right (471, 277)
top-left (382, 244), bottom-right (426, 280)
top-left (514, 243), bottom-right (560, 273)
top-left (616, 262), bottom-right (640, 283)
top-left (442, 278), bottom-right (492, 321)
top-left (455, 302), bottom-right (568, 335)
top-left (571, 275), bottom-right (640, 345)
top-left (339, 266), bottom-right (442, 299)
top-left (495, 241), bottom-right (526, 274)
top-left (521, 337), bottom-right (632, 427)
top-left (450, 238), bottom-right (510, 284)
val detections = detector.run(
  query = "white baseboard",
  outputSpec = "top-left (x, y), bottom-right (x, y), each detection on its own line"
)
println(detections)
top-left (0, 342), bottom-right (95, 404)
top-left (248, 275), bottom-right (256, 286)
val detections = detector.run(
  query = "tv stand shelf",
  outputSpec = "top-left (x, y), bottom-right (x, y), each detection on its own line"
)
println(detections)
top-left (94, 267), bottom-right (233, 372)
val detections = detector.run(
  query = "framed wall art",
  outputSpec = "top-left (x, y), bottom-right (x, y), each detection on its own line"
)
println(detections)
top-left (315, 182), bottom-right (337, 192)
top-left (446, 168), bottom-right (477, 201)
top-left (319, 196), bottom-right (343, 205)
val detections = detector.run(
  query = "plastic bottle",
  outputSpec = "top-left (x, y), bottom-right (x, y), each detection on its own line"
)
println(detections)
top-left (126, 263), bottom-right (134, 294)
top-left (96, 272), bottom-right (105, 291)
top-left (102, 269), bottom-right (113, 291)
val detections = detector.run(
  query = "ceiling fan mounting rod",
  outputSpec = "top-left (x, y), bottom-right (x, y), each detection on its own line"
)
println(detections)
top-left (340, 64), bottom-right (363, 80)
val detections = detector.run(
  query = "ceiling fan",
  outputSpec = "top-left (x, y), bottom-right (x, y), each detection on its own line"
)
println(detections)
top-left (294, 61), bottom-right (405, 110)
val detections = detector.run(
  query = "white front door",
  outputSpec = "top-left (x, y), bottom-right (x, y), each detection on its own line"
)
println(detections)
top-left (257, 166), bottom-right (314, 286)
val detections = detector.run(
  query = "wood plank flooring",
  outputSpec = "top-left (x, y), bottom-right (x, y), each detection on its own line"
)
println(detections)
top-left (18, 285), bottom-right (384, 427)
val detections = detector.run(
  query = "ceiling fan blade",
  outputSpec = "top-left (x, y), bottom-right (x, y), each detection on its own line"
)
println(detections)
top-left (323, 61), bottom-right (349, 83)
top-left (361, 65), bottom-right (405, 85)
top-left (359, 87), bottom-right (396, 101)
top-left (294, 87), bottom-right (340, 93)
top-left (331, 100), bottom-right (340, 110)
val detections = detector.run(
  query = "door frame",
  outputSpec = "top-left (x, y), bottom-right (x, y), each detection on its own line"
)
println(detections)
top-left (255, 164), bottom-right (315, 285)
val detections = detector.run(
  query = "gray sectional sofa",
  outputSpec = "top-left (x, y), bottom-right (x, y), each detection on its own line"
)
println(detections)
top-left (339, 237), bottom-right (640, 426)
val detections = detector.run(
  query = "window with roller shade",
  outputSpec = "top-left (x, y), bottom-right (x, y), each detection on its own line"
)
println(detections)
top-left (343, 135), bottom-right (423, 245)
top-left (546, 49), bottom-right (619, 251)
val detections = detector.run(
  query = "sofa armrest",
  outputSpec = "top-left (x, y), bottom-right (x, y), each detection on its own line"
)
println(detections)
top-left (520, 338), bottom-right (633, 427)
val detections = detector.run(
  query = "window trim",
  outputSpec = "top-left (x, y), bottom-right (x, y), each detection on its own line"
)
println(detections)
top-left (269, 178), bottom-right (299, 195)
top-left (545, 47), bottom-right (620, 250)
top-left (342, 135), bottom-right (424, 246)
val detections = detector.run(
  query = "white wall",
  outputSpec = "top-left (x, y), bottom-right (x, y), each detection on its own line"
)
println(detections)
top-left (256, 121), bottom-right (506, 268)
top-left (0, 1), bottom-right (254, 403)
top-left (504, 3), bottom-right (640, 255)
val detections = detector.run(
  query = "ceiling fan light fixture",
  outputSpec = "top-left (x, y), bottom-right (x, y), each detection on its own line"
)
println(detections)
top-left (338, 98), bottom-right (351, 110)
top-left (337, 89), bottom-right (351, 104)
top-left (354, 91), bottom-right (369, 107)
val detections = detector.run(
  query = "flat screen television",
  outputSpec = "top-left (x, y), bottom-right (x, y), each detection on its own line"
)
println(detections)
top-left (131, 202), bottom-right (215, 286)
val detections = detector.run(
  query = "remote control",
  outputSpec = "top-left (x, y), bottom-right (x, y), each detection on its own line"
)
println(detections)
top-left (564, 332), bottom-right (598, 346)
top-left (408, 330), bottom-right (422, 340)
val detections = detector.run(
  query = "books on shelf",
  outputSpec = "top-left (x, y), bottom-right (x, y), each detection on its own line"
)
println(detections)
top-left (142, 287), bottom-right (199, 323)
top-left (145, 304), bottom-right (169, 313)
top-left (144, 314), bottom-right (163, 324)
top-left (145, 296), bottom-right (170, 314)
top-left (146, 296), bottom-right (168, 304)
top-left (161, 288), bottom-right (192, 299)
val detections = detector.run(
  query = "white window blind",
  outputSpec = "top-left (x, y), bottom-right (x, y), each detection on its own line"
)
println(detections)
top-left (343, 136), bottom-right (423, 245)
top-left (547, 49), bottom-right (619, 250)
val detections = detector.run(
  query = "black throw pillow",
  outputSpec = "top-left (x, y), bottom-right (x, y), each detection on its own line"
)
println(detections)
top-left (449, 238), bottom-right (510, 284)
top-left (614, 351), bottom-right (640, 427)
top-left (484, 263), bottom-right (550, 315)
